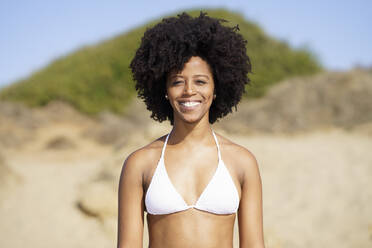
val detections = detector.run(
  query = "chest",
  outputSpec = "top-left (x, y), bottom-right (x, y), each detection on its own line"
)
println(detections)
top-left (144, 145), bottom-right (241, 207)
top-left (164, 146), bottom-right (220, 204)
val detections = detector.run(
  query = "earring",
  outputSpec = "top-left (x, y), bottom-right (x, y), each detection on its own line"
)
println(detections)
top-left (165, 94), bottom-right (168, 100)
top-left (213, 94), bottom-right (216, 99)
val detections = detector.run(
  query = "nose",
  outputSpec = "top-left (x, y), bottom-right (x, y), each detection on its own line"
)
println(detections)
top-left (184, 81), bottom-right (195, 95)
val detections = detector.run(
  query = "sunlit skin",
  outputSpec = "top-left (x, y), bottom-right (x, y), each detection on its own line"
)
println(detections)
top-left (165, 56), bottom-right (215, 126)
top-left (117, 56), bottom-right (265, 248)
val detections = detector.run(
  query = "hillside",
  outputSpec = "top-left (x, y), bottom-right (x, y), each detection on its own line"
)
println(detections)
top-left (0, 8), bottom-right (321, 115)
top-left (1, 67), bottom-right (371, 151)
top-left (1, 66), bottom-right (372, 248)
top-left (216, 67), bottom-right (372, 134)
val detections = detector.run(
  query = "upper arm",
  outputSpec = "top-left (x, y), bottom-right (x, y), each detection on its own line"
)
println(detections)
top-left (117, 150), bottom-right (146, 248)
top-left (237, 148), bottom-right (265, 248)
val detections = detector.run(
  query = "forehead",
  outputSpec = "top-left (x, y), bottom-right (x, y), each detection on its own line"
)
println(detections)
top-left (169, 56), bottom-right (213, 77)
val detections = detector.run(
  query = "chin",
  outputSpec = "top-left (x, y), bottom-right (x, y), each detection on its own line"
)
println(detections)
top-left (174, 112), bottom-right (208, 125)
top-left (182, 117), bottom-right (201, 124)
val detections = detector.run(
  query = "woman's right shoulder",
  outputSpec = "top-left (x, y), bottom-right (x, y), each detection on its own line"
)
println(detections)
top-left (122, 134), bottom-right (167, 172)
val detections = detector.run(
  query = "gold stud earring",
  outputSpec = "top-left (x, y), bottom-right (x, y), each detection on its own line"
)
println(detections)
top-left (213, 94), bottom-right (216, 99)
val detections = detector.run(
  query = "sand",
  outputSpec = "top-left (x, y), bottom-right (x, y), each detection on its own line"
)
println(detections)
top-left (0, 124), bottom-right (371, 248)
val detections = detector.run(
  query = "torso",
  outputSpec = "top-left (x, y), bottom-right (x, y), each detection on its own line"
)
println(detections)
top-left (139, 131), bottom-right (245, 248)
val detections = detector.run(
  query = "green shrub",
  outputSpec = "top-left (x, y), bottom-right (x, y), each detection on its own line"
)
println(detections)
top-left (0, 8), bottom-right (322, 115)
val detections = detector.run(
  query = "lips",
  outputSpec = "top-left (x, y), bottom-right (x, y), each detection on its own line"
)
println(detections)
top-left (178, 100), bottom-right (201, 111)
top-left (180, 101), bottom-right (200, 107)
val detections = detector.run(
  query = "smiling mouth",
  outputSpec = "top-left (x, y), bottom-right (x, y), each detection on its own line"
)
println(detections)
top-left (178, 101), bottom-right (202, 110)
top-left (180, 101), bottom-right (201, 107)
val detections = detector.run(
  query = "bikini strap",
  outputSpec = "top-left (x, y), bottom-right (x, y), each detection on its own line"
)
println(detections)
top-left (160, 132), bottom-right (171, 160)
top-left (211, 130), bottom-right (222, 161)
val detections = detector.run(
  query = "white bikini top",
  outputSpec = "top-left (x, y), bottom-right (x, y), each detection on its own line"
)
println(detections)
top-left (145, 130), bottom-right (240, 215)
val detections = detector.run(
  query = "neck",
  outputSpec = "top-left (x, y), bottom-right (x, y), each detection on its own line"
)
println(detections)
top-left (169, 115), bottom-right (214, 145)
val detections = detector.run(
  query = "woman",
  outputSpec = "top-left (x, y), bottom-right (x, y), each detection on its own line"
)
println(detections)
top-left (118, 12), bottom-right (264, 248)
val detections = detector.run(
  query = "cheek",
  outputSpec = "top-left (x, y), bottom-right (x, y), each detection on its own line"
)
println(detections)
top-left (166, 89), bottom-right (180, 110)
top-left (202, 86), bottom-right (215, 100)
top-left (165, 87), bottom-right (175, 100)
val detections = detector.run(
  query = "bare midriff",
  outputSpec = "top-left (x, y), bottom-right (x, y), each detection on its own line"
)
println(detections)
top-left (147, 208), bottom-right (236, 248)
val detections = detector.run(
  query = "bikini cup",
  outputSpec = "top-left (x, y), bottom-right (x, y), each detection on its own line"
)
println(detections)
top-left (145, 130), bottom-right (240, 215)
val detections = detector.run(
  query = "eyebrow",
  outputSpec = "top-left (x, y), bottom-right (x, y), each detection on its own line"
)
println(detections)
top-left (193, 74), bottom-right (210, 79)
top-left (170, 74), bottom-right (210, 80)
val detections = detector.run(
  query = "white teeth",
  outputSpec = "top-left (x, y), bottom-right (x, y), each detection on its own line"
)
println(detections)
top-left (181, 102), bottom-right (200, 107)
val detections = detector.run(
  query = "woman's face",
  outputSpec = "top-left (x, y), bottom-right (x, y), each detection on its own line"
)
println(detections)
top-left (166, 56), bottom-right (215, 125)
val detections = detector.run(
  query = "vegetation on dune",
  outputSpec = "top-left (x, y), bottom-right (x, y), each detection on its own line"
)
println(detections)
top-left (0, 8), bottom-right (322, 115)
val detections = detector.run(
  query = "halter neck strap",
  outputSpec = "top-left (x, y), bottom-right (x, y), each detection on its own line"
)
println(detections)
top-left (160, 132), bottom-right (171, 159)
top-left (211, 130), bottom-right (222, 161)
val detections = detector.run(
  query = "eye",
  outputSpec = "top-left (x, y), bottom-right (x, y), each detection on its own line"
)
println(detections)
top-left (196, 80), bottom-right (206, 85)
top-left (172, 81), bottom-right (183, 86)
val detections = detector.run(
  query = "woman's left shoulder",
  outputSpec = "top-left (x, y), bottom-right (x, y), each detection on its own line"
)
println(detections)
top-left (215, 132), bottom-right (259, 171)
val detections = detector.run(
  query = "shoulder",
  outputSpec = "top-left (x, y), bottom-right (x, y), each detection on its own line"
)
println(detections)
top-left (215, 132), bottom-right (258, 165)
top-left (215, 132), bottom-right (260, 181)
top-left (120, 134), bottom-right (167, 179)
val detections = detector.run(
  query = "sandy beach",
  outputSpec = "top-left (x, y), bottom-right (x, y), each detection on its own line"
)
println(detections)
top-left (1, 121), bottom-right (371, 248)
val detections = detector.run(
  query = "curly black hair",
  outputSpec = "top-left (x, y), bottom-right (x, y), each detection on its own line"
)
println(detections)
top-left (130, 11), bottom-right (251, 124)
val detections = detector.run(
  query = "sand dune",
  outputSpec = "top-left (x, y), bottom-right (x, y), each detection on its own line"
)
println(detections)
top-left (0, 122), bottom-right (371, 248)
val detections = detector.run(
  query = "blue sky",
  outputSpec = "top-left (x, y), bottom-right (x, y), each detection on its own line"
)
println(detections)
top-left (1, 0), bottom-right (371, 88)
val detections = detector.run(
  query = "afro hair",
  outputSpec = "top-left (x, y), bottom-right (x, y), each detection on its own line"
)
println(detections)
top-left (130, 11), bottom-right (251, 124)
